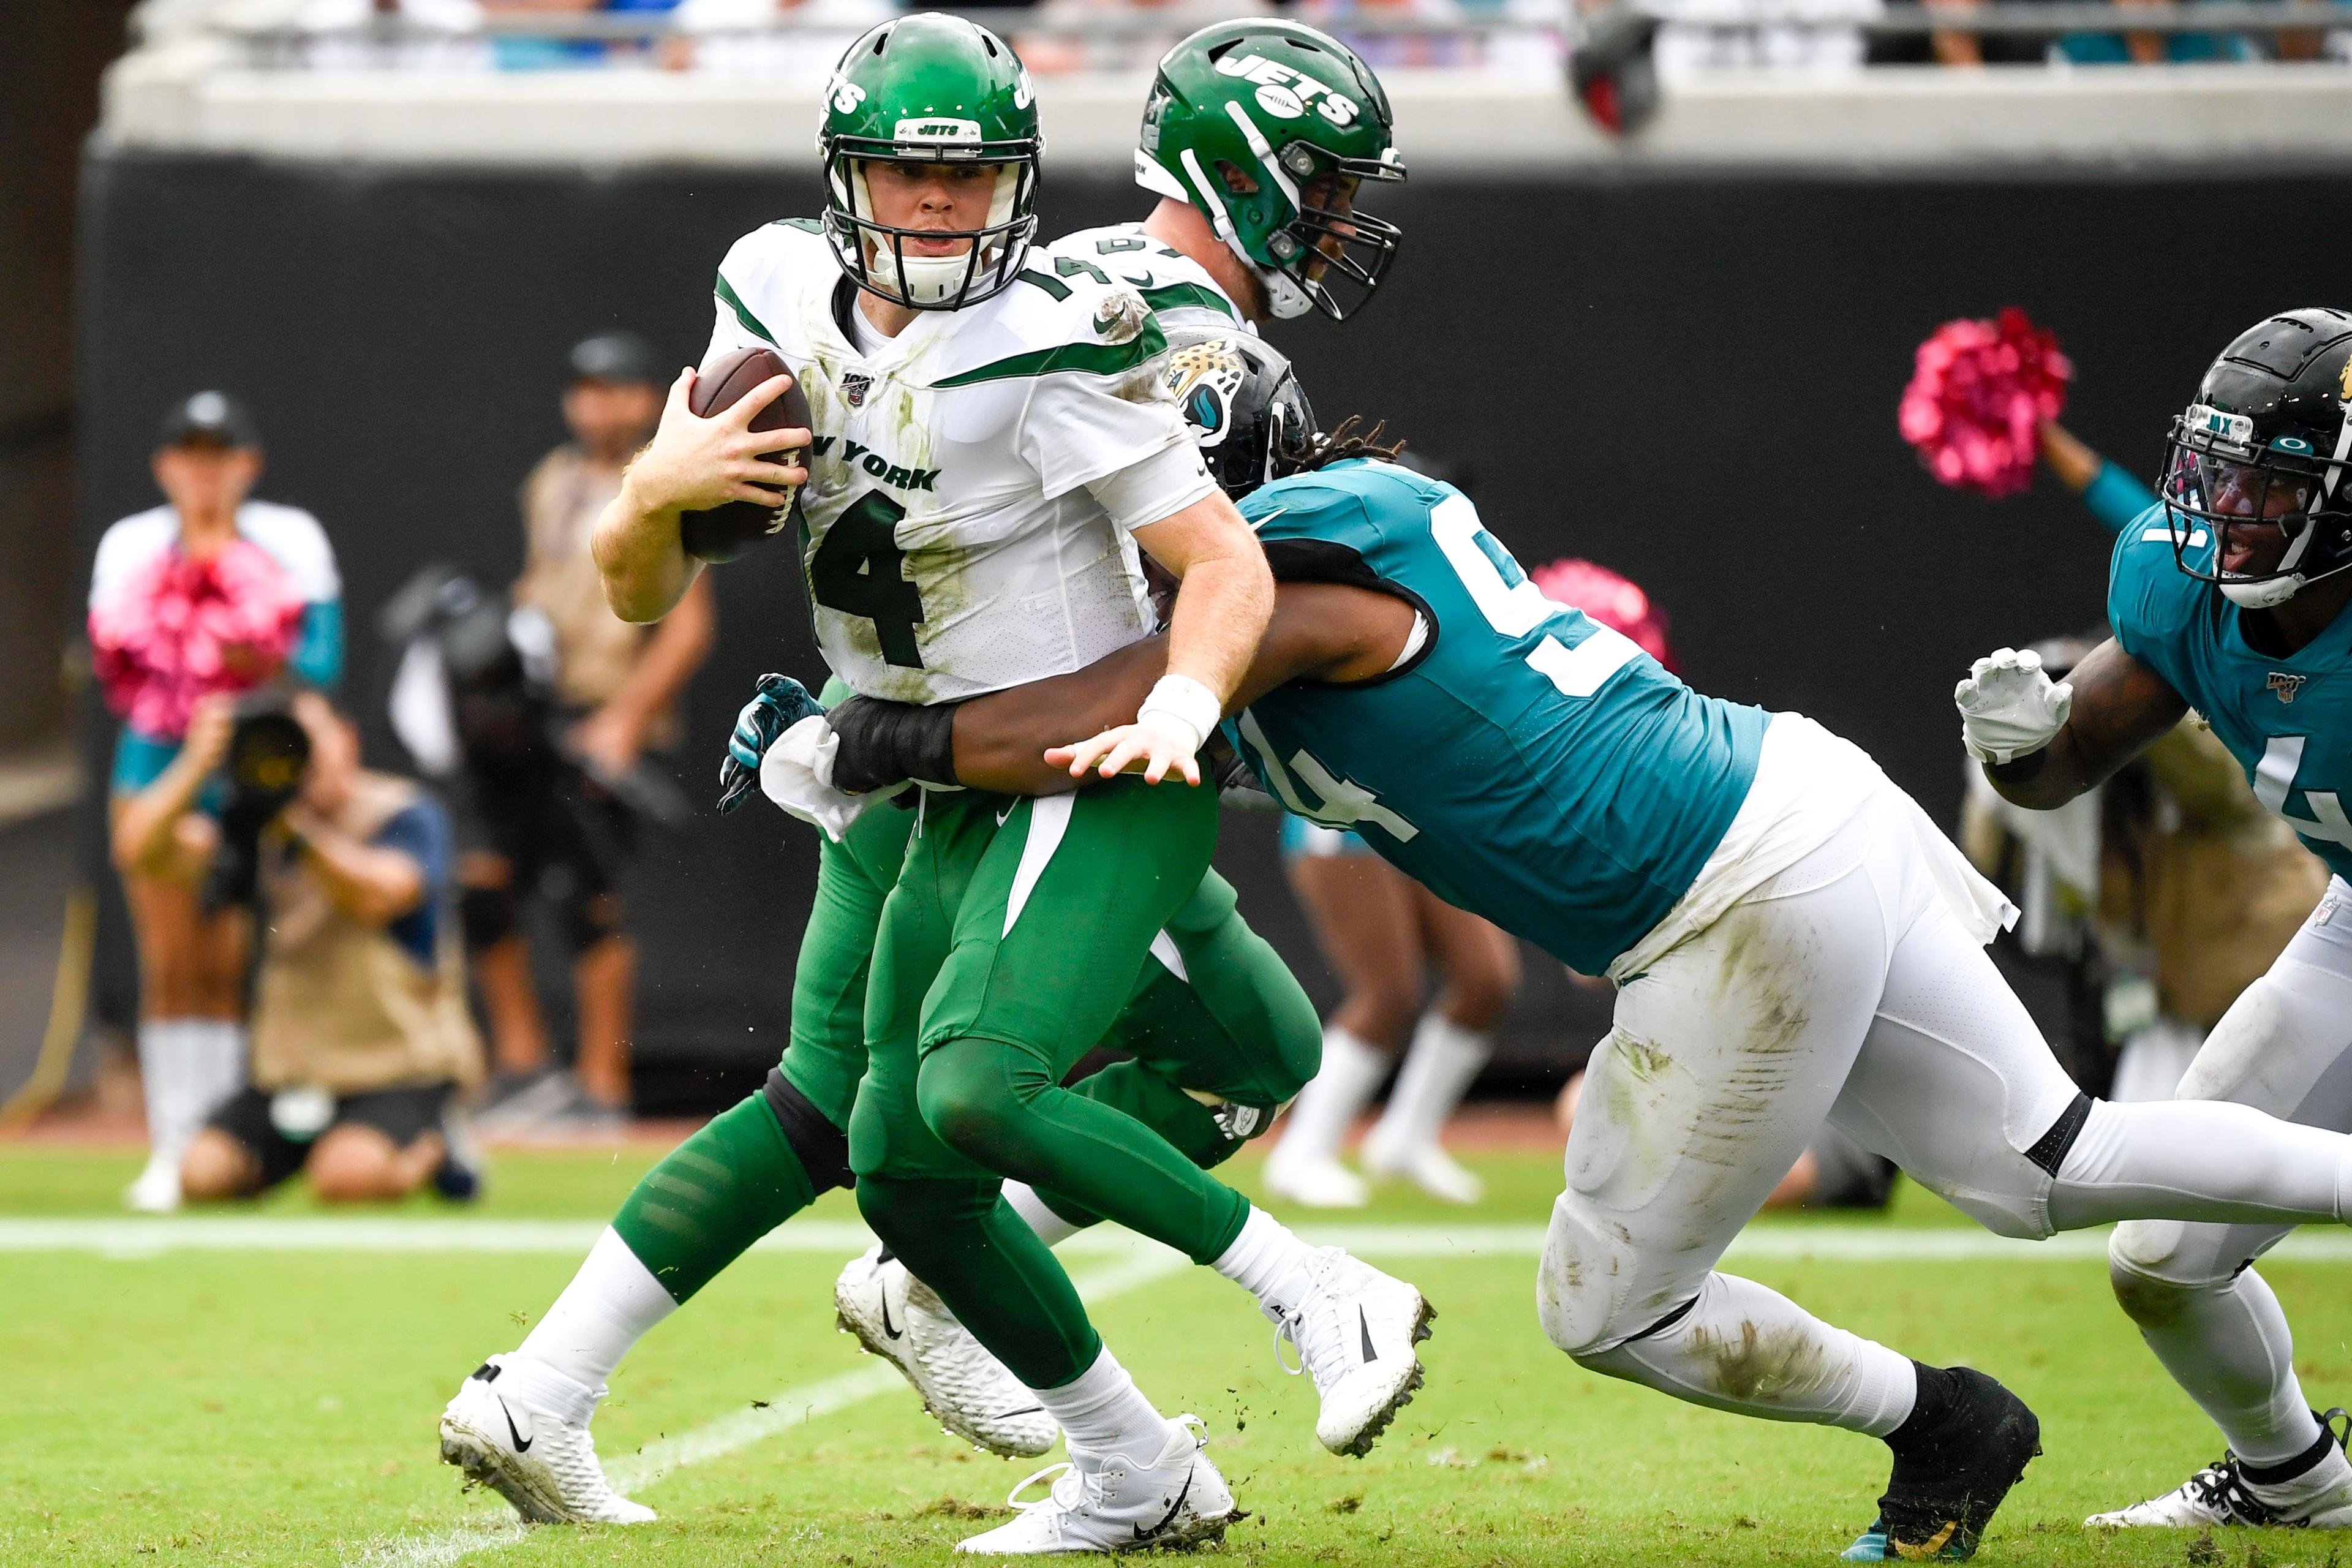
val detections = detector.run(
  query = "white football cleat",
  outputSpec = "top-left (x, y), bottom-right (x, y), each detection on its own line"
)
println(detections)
top-left (1362, 1139), bottom-right (1484, 1205)
top-left (1261, 1152), bottom-right (1369, 1210)
top-left (836, 1247), bottom-right (1058, 1458)
top-left (437, 1354), bottom-right (655, 1525)
top-left (955, 1414), bottom-right (1237, 1555)
top-left (1272, 1248), bottom-right (1434, 1457)
top-left (2089, 1415), bottom-right (2352, 1529)
top-left (125, 1151), bottom-right (181, 1213)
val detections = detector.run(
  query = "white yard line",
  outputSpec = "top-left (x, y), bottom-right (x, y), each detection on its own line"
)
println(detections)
top-left (20, 1215), bottom-right (2352, 1263)
top-left (342, 1243), bottom-right (1186, 1568)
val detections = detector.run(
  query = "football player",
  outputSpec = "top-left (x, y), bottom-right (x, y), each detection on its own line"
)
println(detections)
top-left (440, 18), bottom-right (1427, 1555)
top-left (751, 326), bottom-right (2352, 1562)
top-left (1961, 308), bottom-right (2352, 1532)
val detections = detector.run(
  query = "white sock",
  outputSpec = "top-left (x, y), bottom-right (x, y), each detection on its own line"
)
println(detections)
top-left (2051, 1099), bottom-right (2352, 1229)
top-left (2114, 1258), bottom-right (2323, 1467)
top-left (185, 1019), bottom-right (246, 1126)
top-left (1366, 1014), bottom-right (1492, 1164)
top-left (1269, 1026), bottom-right (1387, 1169)
top-left (1583, 1272), bottom-right (1918, 1436)
top-left (515, 1227), bottom-right (677, 1397)
top-left (1005, 1182), bottom-right (1085, 1248)
top-left (1028, 1346), bottom-right (1170, 1458)
top-left (137, 1019), bottom-right (205, 1167)
top-left (1212, 1205), bottom-right (1319, 1322)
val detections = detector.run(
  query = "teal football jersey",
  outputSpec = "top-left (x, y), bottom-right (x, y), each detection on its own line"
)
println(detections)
top-left (2109, 503), bottom-right (2352, 883)
top-left (1231, 460), bottom-right (1771, 976)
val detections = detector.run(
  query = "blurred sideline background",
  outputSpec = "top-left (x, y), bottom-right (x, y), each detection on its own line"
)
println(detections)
top-left (6, 0), bottom-right (2351, 1131)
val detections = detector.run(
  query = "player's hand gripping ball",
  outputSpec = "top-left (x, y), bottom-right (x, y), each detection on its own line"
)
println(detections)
top-left (717, 672), bottom-right (827, 813)
top-left (680, 347), bottom-right (815, 563)
top-left (1955, 646), bottom-right (2074, 766)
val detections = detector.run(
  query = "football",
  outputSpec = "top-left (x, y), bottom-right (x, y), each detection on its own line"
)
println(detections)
top-left (679, 345), bottom-right (812, 564)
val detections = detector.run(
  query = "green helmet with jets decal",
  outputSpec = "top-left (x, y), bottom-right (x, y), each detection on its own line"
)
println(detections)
top-left (2161, 307), bottom-right (2352, 608)
top-left (818, 15), bottom-right (1042, 311)
top-left (1137, 20), bottom-right (1406, 323)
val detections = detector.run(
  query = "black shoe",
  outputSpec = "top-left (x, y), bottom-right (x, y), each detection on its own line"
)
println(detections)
top-left (1842, 1366), bottom-right (2040, 1561)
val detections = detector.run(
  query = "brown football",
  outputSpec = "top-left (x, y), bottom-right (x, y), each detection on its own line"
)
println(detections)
top-left (679, 345), bottom-right (812, 564)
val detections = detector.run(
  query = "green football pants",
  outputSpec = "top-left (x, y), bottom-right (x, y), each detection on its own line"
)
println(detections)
top-left (851, 783), bottom-right (1269, 1388)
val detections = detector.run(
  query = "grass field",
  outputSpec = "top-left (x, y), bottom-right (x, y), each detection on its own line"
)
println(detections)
top-left (7, 1142), bottom-right (2352, 1567)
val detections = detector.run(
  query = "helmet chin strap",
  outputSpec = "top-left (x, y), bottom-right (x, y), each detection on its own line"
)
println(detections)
top-left (2221, 574), bottom-right (2305, 609)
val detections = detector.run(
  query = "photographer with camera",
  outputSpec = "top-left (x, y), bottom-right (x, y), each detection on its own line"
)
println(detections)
top-left (93, 391), bottom-right (344, 1212)
top-left (462, 332), bottom-right (715, 1134)
top-left (119, 687), bottom-right (485, 1204)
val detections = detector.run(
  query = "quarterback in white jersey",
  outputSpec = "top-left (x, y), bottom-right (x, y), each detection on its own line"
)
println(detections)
top-left (701, 217), bottom-right (1208, 706)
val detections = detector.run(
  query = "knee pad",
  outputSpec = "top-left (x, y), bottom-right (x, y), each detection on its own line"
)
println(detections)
top-left (915, 1044), bottom-right (1041, 1172)
top-left (762, 1069), bottom-right (851, 1195)
top-left (2107, 1217), bottom-right (2252, 1331)
top-left (560, 889), bottom-right (626, 958)
top-left (458, 884), bottom-right (516, 952)
top-left (1536, 1190), bottom-right (1641, 1357)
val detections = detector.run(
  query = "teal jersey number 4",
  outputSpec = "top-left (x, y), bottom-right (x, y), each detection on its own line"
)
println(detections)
top-left (2110, 503), bottom-right (2352, 883)
top-left (1231, 460), bottom-right (1770, 976)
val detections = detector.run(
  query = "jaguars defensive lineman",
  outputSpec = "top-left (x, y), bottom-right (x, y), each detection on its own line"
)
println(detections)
top-left (758, 327), bottom-right (2352, 1562)
top-left (444, 17), bottom-right (1428, 1556)
top-left (1962, 308), bottom-right (2352, 1532)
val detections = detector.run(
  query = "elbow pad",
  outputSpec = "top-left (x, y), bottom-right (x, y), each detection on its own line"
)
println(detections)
top-left (827, 696), bottom-right (960, 795)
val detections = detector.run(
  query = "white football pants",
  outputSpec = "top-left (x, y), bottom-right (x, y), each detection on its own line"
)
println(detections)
top-left (2106, 876), bottom-right (2352, 1466)
top-left (1540, 796), bottom-right (2352, 1438)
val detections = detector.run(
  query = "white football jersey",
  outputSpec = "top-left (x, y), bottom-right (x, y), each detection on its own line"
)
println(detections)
top-left (703, 221), bottom-right (1212, 705)
top-left (1041, 224), bottom-right (1254, 336)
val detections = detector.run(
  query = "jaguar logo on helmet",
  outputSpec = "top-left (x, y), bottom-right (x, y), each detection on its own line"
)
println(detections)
top-left (2340, 355), bottom-right (2352, 402)
top-left (1164, 339), bottom-right (1249, 450)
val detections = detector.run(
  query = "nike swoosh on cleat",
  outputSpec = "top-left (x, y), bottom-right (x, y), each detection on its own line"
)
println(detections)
top-left (880, 1293), bottom-right (903, 1341)
top-left (1359, 1306), bottom-right (1378, 1364)
top-left (1135, 1468), bottom-right (1195, 1540)
top-left (499, 1398), bottom-right (533, 1454)
top-left (1893, 1521), bottom-right (1958, 1560)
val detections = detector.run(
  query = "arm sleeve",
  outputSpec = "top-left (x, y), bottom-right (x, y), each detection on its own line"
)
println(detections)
top-left (2082, 461), bottom-right (2161, 535)
top-left (1016, 361), bottom-right (1195, 502)
top-left (1085, 440), bottom-right (1218, 534)
top-left (370, 799), bottom-right (453, 965)
top-left (290, 600), bottom-right (345, 691)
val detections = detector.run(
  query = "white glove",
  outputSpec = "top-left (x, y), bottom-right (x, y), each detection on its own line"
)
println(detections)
top-left (1955, 647), bottom-right (2073, 766)
top-left (758, 714), bottom-right (905, 842)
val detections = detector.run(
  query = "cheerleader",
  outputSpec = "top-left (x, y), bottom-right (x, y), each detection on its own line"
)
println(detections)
top-left (91, 392), bottom-right (342, 1211)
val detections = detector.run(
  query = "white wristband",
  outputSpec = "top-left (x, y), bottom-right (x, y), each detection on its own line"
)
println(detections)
top-left (1137, 673), bottom-right (1223, 755)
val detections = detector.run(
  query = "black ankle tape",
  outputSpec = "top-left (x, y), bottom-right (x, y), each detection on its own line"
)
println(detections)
top-left (2241, 1417), bottom-right (2341, 1487)
top-left (2024, 1092), bottom-right (2094, 1177)
top-left (763, 1069), bottom-right (853, 1194)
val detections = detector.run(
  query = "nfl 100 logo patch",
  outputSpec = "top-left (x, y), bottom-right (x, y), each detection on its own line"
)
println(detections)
top-left (842, 372), bottom-right (873, 409)
top-left (2269, 672), bottom-right (2309, 704)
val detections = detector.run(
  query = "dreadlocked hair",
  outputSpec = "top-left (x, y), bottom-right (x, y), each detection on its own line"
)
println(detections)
top-left (1290, 415), bottom-right (1405, 474)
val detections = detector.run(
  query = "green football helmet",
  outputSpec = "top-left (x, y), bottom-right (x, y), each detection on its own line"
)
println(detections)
top-left (818, 15), bottom-right (1042, 311)
top-left (1137, 21), bottom-right (1406, 322)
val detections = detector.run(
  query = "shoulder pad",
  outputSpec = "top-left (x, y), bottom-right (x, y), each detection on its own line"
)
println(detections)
top-left (927, 266), bottom-right (1168, 390)
top-left (713, 221), bottom-right (837, 358)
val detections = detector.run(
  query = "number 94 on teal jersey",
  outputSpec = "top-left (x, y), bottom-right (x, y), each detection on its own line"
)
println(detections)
top-left (1229, 459), bottom-right (1770, 979)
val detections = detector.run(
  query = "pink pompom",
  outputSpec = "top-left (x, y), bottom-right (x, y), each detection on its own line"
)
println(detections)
top-left (1898, 308), bottom-right (2071, 499)
top-left (1528, 556), bottom-right (1676, 672)
top-left (91, 537), bottom-right (307, 739)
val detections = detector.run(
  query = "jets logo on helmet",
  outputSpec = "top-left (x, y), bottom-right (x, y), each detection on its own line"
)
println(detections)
top-left (1137, 21), bottom-right (1406, 323)
top-left (2162, 307), bottom-right (2352, 609)
top-left (816, 15), bottom-right (1043, 312)
top-left (1213, 53), bottom-right (1360, 128)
